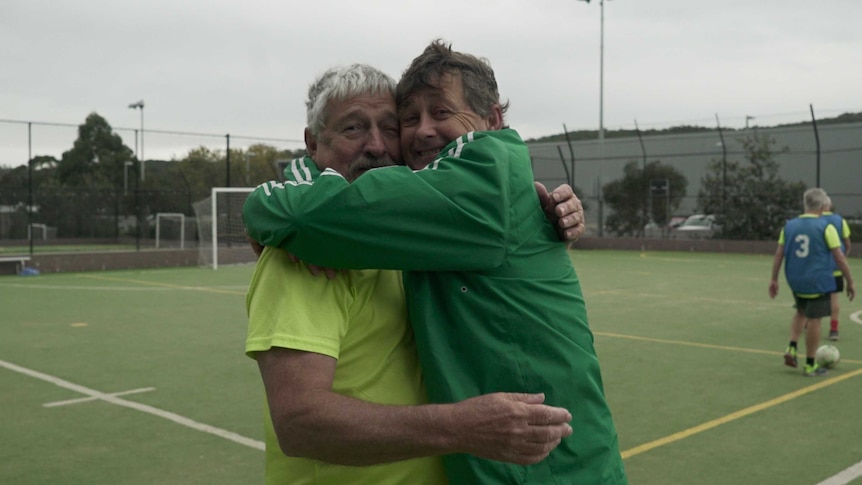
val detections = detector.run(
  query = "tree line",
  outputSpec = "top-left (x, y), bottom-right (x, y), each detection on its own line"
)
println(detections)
top-left (0, 113), bottom-right (304, 214)
top-left (0, 112), bottom-right (812, 241)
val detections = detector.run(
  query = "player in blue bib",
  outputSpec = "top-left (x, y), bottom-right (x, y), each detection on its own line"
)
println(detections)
top-left (769, 188), bottom-right (856, 376)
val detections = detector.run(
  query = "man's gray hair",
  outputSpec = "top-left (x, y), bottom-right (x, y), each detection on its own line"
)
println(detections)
top-left (803, 188), bottom-right (829, 211)
top-left (306, 64), bottom-right (396, 137)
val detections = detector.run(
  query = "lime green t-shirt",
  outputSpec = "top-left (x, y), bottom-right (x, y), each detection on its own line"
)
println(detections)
top-left (246, 247), bottom-right (447, 485)
top-left (823, 211), bottom-right (852, 276)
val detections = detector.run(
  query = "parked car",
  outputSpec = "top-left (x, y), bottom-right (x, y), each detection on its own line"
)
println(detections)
top-left (667, 215), bottom-right (689, 230)
top-left (672, 214), bottom-right (720, 239)
top-left (643, 215), bottom-right (690, 238)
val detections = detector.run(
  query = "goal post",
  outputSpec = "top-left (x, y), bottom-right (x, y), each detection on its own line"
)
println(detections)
top-left (155, 213), bottom-right (185, 249)
top-left (192, 187), bottom-right (257, 269)
top-left (27, 223), bottom-right (48, 241)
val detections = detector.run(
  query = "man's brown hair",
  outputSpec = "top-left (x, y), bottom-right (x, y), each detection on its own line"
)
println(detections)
top-left (396, 39), bottom-right (509, 119)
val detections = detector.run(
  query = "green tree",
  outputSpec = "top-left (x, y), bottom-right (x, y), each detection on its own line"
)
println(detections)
top-left (603, 160), bottom-right (688, 236)
top-left (55, 113), bottom-right (134, 187)
top-left (698, 132), bottom-right (805, 240)
top-left (0, 155), bottom-right (58, 191)
top-left (244, 143), bottom-right (290, 185)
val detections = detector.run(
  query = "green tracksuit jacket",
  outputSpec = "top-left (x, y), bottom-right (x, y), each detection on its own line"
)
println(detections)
top-left (243, 129), bottom-right (628, 485)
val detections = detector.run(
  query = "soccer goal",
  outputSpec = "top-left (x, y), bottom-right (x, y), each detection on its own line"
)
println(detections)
top-left (192, 187), bottom-right (257, 269)
top-left (27, 223), bottom-right (48, 241)
top-left (155, 213), bottom-right (186, 249)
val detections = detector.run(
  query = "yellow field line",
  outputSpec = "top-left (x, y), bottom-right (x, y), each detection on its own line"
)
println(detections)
top-left (594, 331), bottom-right (862, 365)
top-left (586, 289), bottom-right (781, 308)
top-left (597, 331), bottom-right (862, 459)
top-left (80, 274), bottom-right (246, 296)
top-left (620, 367), bottom-right (862, 459)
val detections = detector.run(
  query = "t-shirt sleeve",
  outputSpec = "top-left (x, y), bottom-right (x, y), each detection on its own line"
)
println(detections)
top-left (241, 134), bottom-right (510, 271)
top-left (824, 224), bottom-right (841, 250)
top-left (245, 246), bottom-right (350, 360)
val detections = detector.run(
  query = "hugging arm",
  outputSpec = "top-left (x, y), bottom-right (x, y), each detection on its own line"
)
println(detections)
top-left (257, 347), bottom-right (572, 466)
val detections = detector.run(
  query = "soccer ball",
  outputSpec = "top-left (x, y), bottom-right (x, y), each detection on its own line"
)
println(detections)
top-left (815, 345), bottom-right (840, 369)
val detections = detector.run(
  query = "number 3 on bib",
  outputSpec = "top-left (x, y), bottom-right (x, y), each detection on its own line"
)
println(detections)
top-left (794, 234), bottom-right (810, 258)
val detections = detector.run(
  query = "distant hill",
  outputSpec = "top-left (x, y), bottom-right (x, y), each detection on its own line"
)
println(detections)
top-left (524, 111), bottom-right (862, 144)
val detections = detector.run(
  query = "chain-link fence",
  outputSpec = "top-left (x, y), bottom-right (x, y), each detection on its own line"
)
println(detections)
top-left (2, 116), bottom-right (862, 259)
top-left (0, 186), bottom-right (203, 250)
top-left (528, 120), bottom-right (862, 238)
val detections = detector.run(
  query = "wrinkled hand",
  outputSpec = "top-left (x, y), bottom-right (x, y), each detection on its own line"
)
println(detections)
top-left (247, 234), bottom-right (264, 258)
top-left (768, 280), bottom-right (779, 299)
top-left (451, 392), bottom-right (573, 465)
top-left (535, 182), bottom-right (585, 246)
top-left (286, 253), bottom-right (341, 280)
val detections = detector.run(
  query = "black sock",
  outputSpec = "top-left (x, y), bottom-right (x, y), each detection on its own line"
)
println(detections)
top-left (789, 341), bottom-right (797, 350)
top-left (806, 357), bottom-right (815, 367)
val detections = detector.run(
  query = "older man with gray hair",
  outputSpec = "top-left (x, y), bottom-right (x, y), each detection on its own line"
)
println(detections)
top-left (769, 187), bottom-right (855, 377)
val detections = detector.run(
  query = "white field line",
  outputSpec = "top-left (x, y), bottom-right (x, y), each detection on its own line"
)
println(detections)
top-left (850, 310), bottom-right (862, 326)
top-left (1, 359), bottom-right (264, 451)
top-left (44, 387), bottom-right (156, 407)
top-left (814, 459), bottom-right (862, 485)
top-left (0, 282), bottom-right (249, 292)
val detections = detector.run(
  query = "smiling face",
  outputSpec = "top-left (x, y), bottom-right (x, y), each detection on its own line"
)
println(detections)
top-left (305, 92), bottom-right (400, 181)
top-left (398, 73), bottom-right (502, 170)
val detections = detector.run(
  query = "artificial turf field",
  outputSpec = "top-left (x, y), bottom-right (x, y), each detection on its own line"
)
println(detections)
top-left (1, 250), bottom-right (860, 485)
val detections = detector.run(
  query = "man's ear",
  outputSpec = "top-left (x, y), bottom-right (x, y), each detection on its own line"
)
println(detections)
top-left (487, 104), bottom-right (504, 131)
top-left (304, 128), bottom-right (318, 158)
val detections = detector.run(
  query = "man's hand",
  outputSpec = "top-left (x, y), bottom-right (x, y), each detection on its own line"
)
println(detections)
top-left (450, 392), bottom-right (573, 465)
top-left (768, 280), bottom-right (779, 299)
top-left (847, 280), bottom-right (855, 301)
top-left (535, 182), bottom-right (585, 245)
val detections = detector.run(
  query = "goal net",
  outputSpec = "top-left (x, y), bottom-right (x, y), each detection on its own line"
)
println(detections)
top-left (192, 187), bottom-right (257, 269)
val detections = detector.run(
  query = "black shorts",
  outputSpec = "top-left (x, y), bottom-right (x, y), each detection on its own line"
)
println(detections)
top-left (833, 276), bottom-right (844, 293)
top-left (793, 293), bottom-right (832, 319)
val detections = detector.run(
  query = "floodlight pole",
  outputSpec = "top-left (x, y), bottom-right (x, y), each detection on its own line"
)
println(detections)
top-left (128, 100), bottom-right (145, 181)
top-left (580, 0), bottom-right (608, 237)
top-left (124, 161), bottom-right (134, 196)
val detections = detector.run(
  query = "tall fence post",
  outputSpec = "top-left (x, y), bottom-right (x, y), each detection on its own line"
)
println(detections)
top-left (810, 104), bottom-right (821, 187)
top-left (634, 119), bottom-right (648, 234)
top-left (28, 122), bottom-right (33, 256)
top-left (714, 114), bottom-right (727, 218)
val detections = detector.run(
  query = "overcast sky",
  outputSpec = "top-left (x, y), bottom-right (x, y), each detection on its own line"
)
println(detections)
top-left (2, 0), bottom-right (861, 169)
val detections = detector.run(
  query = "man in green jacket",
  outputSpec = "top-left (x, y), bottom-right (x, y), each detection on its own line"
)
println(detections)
top-left (246, 62), bottom-right (583, 484)
top-left (244, 42), bottom-right (627, 484)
